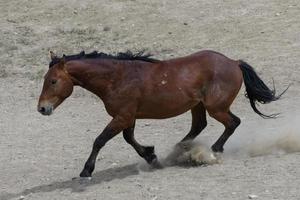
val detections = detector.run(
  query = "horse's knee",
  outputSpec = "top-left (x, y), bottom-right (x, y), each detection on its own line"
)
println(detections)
top-left (94, 133), bottom-right (110, 149)
top-left (123, 127), bottom-right (135, 144)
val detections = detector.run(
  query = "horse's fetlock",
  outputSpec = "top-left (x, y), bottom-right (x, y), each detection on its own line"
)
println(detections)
top-left (145, 153), bottom-right (157, 164)
top-left (144, 146), bottom-right (155, 155)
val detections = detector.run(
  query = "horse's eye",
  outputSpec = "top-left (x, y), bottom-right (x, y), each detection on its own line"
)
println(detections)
top-left (51, 79), bottom-right (57, 85)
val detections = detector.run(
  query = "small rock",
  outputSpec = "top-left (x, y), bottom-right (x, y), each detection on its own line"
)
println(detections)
top-left (103, 26), bottom-right (111, 31)
top-left (7, 19), bottom-right (17, 23)
top-left (248, 194), bottom-right (258, 199)
top-left (275, 12), bottom-right (280, 16)
top-left (183, 22), bottom-right (188, 25)
top-left (136, 183), bottom-right (142, 187)
top-left (19, 195), bottom-right (25, 200)
top-left (151, 196), bottom-right (158, 200)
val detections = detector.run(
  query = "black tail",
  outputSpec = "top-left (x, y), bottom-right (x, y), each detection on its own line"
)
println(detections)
top-left (239, 60), bottom-right (289, 118)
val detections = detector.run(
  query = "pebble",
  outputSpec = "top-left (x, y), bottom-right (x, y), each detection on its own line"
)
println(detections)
top-left (151, 196), bottom-right (158, 200)
top-left (248, 194), bottom-right (258, 199)
top-left (111, 162), bottom-right (118, 166)
top-left (103, 26), bottom-right (111, 31)
top-left (19, 195), bottom-right (25, 200)
top-left (136, 183), bottom-right (143, 187)
top-left (7, 19), bottom-right (17, 23)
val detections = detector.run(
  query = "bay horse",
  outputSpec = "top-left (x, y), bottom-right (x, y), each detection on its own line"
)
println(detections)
top-left (38, 50), bottom-right (286, 177)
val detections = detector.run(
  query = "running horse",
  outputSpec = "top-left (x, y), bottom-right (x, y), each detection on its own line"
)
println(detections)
top-left (37, 50), bottom-right (286, 177)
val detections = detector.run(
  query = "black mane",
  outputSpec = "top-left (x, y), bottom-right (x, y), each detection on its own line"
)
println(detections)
top-left (49, 50), bottom-right (159, 68)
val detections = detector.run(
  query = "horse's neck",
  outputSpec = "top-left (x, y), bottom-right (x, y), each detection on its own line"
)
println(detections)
top-left (66, 59), bottom-right (118, 99)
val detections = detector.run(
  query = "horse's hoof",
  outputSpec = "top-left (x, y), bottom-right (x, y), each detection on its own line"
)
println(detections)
top-left (79, 169), bottom-right (92, 178)
top-left (150, 158), bottom-right (164, 169)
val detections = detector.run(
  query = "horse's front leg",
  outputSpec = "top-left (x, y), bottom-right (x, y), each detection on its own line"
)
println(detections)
top-left (123, 121), bottom-right (162, 168)
top-left (80, 116), bottom-right (134, 177)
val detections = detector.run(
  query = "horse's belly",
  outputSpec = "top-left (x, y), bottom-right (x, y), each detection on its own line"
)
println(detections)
top-left (135, 65), bottom-right (205, 119)
top-left (136, 94), bottom-right (200, 119)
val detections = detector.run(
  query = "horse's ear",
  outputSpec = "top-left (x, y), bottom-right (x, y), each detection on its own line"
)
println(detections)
top-left (58, 56), bottom-right (66, 69)
top-left (57, 56), bottom-right (66, 69)
top-left (49, 51), bottom-right (57, 60)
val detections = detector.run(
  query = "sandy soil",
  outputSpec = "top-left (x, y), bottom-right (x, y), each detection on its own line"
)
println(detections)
top-left (1, 0), bottom-right (300, 199)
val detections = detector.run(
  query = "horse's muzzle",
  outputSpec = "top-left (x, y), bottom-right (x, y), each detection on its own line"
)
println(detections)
top-left (38, 105), bottom-right (53, 115)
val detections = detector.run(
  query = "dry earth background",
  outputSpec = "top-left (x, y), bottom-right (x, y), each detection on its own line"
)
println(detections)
top-left (0, 0), bottom-right (300, 199)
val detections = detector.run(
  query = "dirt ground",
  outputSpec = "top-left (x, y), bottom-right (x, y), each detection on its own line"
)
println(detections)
top-left (1, 0), bottom-right (300, 199)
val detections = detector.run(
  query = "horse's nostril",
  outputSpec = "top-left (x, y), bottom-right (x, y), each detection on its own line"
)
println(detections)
top-left (39, 107), bottom-right (46, 113)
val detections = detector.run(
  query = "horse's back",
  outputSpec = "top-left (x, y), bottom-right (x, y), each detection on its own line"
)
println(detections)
top-left (135, 50), bottom-right (242, 118)
top-left (159, 50), bottom-right (241, 89)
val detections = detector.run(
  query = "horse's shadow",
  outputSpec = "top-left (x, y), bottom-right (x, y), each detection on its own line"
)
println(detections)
top-left (0, 163), bottom-right (140, 200)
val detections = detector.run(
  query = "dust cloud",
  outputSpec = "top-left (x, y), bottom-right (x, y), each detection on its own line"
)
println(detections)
top-left (160, 113), bottom-right (300, 168)
top-left (138, 141), bottom-right (220, 171)
top-left (139, 114), bottom-right (300, 171)
top-left (161, 141), bottom-right (221, 167)
top-left (226, 113), bottom-right (300, 158)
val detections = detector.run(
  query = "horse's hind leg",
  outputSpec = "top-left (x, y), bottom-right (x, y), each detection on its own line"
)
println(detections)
top-left (181, 102), bottom-right (207, 142)
top-left (123, 121), bottom-right (161, 168)
top-left (209, 111), bottom-right (241, 152)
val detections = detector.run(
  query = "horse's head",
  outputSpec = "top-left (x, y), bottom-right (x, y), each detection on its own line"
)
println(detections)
top-left (37, 52), bottom-right (74, 115)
